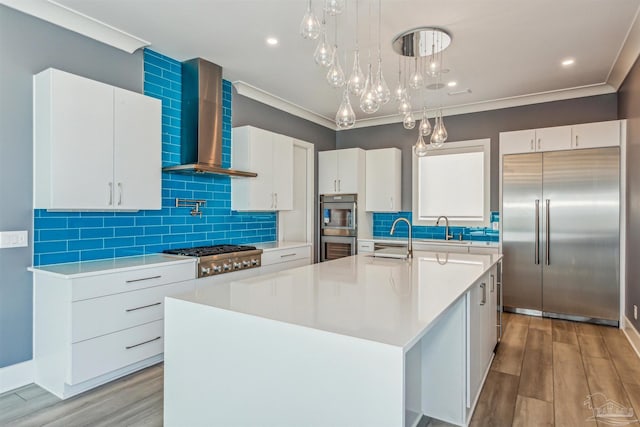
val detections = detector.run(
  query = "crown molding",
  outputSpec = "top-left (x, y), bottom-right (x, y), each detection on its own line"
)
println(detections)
top-left (232, 81), bottom-right (336, 129)
top-left (350, 83), bottom-right (617, 129)
top-left (607, 5), bottom-right (640, 89)
top-left (0, 0), bottom-right (149, 53)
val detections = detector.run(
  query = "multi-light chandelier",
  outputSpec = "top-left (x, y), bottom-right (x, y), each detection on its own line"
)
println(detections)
top-left (299, 0), bottom-right (451, 154)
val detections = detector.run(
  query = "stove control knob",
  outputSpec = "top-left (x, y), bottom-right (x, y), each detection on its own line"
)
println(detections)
top-left (201, 267), bottom-right (211, 275)
top-left (212, 265), bottom-right (222, 273)
top-left (251, 259), bottom-right (260, 266)
top-left (233, 262), bottom-right (242, 269)
top-left (223, 263), bottom-right (232, 271)
top-left (242, 260), bottom-right (251, 267)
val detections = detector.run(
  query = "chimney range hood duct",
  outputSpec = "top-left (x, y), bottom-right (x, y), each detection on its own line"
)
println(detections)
top-left (162, 58), bottom-right (257, 177)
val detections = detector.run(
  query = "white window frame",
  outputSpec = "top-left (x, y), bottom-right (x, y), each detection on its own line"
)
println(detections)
top-left (412, 138), bottom-right (491, 227)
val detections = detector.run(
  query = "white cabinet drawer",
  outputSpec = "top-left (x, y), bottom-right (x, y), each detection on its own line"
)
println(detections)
top-left (357, 240), bottom-right (374, 253)
top-left (262, 246), bottom-right (311, 266)
top-left (72, 280), bottom-right (194, 343)
top-left (69, 320), bottom-right (164, 385)
top-left (71, 262), bottom-right (195, 301)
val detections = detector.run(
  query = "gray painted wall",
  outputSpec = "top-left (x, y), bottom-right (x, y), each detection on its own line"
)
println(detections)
top-left (0, 6), bottom-right (142, 368)
top-left (618, 56), bottom-right (640, 331)
top-left (336, 95), bottom-right (618, 211)
top-left (232, 90), bottom-right (336, 261)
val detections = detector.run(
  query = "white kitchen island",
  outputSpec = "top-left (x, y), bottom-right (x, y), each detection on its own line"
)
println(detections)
top-left (164, 251), bottom-right (502, 427)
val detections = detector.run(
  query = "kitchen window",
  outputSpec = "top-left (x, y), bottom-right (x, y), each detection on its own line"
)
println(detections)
top-left (412, 138), bottom-right (491, 226)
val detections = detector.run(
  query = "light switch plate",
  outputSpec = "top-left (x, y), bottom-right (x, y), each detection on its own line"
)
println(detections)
top-left (0, 231), bottom-right (28, 248)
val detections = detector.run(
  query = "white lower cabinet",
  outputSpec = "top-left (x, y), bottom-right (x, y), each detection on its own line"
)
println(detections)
top-left (32, 258), bottom-right (196, 399)
top-left (260, 244), bottom-right (312, 274)
top-left (421, 264), bottom-right (498, 426)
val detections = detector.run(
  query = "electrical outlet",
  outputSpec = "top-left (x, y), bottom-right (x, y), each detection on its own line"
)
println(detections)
top-left (0, 231), bottom-right (28, 248)
top-left (634, 305), bottom-right (638, 320)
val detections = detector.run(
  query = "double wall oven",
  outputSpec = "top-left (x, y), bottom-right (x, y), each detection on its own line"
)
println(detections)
top-left (320, 194), bottom-right (357, 262)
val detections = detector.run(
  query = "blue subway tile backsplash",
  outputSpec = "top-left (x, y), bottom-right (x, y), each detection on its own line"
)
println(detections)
top-left (33, 49), bottom-right (276, 266)
top-left (372, 211), bottom-right (499, 242)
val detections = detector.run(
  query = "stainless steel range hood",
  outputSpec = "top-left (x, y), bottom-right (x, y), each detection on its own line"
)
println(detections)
top-left (162, 58), bottom-right (257, 178)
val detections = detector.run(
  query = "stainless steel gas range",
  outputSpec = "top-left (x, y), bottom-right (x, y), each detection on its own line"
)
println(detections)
top-left (163, 245), bottom-right (263, 278)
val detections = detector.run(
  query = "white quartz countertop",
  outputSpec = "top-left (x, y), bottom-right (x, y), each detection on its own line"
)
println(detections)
top-left (252, 241), bottom-right (312, 251)
top-left (169, 251), bottom-right (502, 350)
top-left (28, 254), bottom-right (195, 279)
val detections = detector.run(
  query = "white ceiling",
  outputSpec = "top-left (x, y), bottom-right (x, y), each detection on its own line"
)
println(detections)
top-left (6, 0), bottom-right (640, 129)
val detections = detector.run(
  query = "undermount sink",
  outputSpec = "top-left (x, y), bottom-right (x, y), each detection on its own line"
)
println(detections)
top-left (372, 247), bottom-right (409, 259)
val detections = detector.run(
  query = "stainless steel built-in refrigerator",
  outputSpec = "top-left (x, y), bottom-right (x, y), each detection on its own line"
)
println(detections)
top-left (502, 147), bottom-right (620, 325)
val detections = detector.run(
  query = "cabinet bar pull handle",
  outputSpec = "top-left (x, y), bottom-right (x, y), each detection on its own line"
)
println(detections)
top-left (480, 283), bottom-right (486, 305)
top-left (575, 135), bottom-right (579, 147)
top-left (530, 139), bottom-right (534, 150)
top-left (334, 180), bottom-right (337, 192)
top-left (125, 275), bottom-right (161, 283)
top-left (390, 197), bottom-right (393, 208)
top-left (338, 179), bottom-right (341, 192)
top-left (545, 199), bottom-right (551, 265)
top-left (108, 182), bottom-right (113, 206)
top-left (126, 302), bottom-right (161, 312)
top-left (490, 274), bottom-right (495, 292)
top-left (125, 336), bottom-right (161, 350)
top-left (280, 253), bottom-right (296, 258)
top-left (118, 182), bottom-right (123, 205)
top-left (535, 199), bottom-right (540, 265)
top-left (537, 138), bottom-right (541, 150)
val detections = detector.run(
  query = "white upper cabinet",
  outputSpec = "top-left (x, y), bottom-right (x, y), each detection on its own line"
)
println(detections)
top-left (33, 68), bottom-right (161, 211)
top-left (318, 148), bottom-right (365, 195)
top-left (231, 126), bottom-right (293, 211)
top-left (366, 148), bottom-right (401, 212)
top-left (572, 120), bottom-right (620, 149)
top-left (500, 121), bottom-right (620, 156)
top-left (113, 88), bottom-right (162, 210)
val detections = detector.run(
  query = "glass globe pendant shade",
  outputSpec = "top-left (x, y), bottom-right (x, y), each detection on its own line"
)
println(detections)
top-left (430, 113), bottom-right (448, 148)
top-left (360, 64), bottom-right (380, 114)
top-left (398, 96), bottom-right (412, 114)
top-left (403, 113), bottom-right (416, 129)
top-left (393, 83), bottom-right (406, 102)
top-left (299, 1), bottom-right (321, 40)
top-left (336, 89), bottom-right (356, 129)
top-left (413, 132), bottom-right (429, 157)
top-left (324, 0), bottom-right (344, 16)
top-left (409, 58), bottom-right (423, 89)
top-left (419, 109), bottom-right (432, 136)
top-left (347, 51), bottom-right (366, 96)
top-left (374, 58), bottom-right (391, 104)
top-left (326, 49), bottom-right (345, 88)
top-left (314, 32), bottom-right (334, 67)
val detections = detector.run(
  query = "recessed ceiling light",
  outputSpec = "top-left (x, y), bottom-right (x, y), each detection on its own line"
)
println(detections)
top-left (562, 58), bottom-right (575, 67)
top-left (447, 81), bottom-right (457, 87)
top-left (266, 37), bottom-right (278, 46)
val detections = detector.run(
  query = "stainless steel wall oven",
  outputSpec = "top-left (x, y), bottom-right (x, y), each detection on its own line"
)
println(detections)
top-left (320, 194), bottom-right (357, 262)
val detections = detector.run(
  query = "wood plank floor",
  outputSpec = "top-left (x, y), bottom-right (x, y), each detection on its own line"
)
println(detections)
top-left (2, 314), bottom-right (639, 426)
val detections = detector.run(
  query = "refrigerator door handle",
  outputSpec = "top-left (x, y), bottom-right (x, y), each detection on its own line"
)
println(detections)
top-left (545, 199), bottom-right (550, 265)
top-left (535, 199), bottom-right (540, 265)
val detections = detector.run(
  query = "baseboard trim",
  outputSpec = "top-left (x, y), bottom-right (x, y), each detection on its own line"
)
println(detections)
top-left (0, 360), bottom-right (34, 394)
top-left (623, 316), bottom-right (640, 359)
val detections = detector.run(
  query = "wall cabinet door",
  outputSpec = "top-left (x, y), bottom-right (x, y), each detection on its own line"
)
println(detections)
top-left (113, 88), bottom-right (161, 210)
top-left (34, 68), bottom-right (161, 211)
top-left (318, 150), bottom-right (339, 195)
top-left (231, 126), bottom-right (293, 211)
top-left (535, 125), bottom-right (571, 152)
top-left (572, 120), bottom-right (620, 149)
top-left (499, 129), bottom-right (536, 155)
top-left (366, 148), bottom-right (401, 212)
top-left (318, 148), bottom-right (364, 195)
